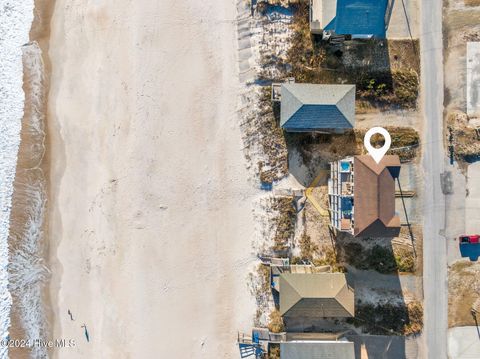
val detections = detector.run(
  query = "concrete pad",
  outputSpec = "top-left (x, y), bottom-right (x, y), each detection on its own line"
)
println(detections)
top-left (395, 163), bottom-right (421, 224)
top-left (466, 162), bottom-right (480, 234)
top-left (467, 42), bottom-right (480, 118)
top-left (386, 0), bottom-right (419, 39)
top-left (448, 327), bottom-right (480, 359)
top-left (446, 165), bottom-right (467, 265)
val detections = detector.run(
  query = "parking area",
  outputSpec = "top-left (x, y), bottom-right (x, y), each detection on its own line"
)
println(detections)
top-left (448, 326), bottom-right (480, 359)
top-left (396, 162), bottom-right (422, 225)
top-left (466, 162), bottom-right (480, 233)
top-left (386, 0), bottom-right (420, 39)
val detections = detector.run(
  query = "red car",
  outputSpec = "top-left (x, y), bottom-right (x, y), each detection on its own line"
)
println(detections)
top-left (459, 235), bottom-right (480, 244)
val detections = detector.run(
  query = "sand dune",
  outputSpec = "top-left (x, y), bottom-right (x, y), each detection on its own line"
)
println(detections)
top-left (47, 0), bottom-right (256, 357)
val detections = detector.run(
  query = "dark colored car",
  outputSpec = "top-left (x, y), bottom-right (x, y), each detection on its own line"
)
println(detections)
top-left (459, 235), bottom-right (480, 244)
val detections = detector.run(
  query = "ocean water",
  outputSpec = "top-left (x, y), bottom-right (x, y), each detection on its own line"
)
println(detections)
top-left (0, 1), bottom-right (42, 358)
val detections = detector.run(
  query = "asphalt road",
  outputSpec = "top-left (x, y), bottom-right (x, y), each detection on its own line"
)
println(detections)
top-left (420, 0), bottom-right (448, 357)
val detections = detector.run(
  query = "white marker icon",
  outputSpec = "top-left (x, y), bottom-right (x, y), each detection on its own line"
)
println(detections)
top-left (364, 127), bottom-right (392, 164)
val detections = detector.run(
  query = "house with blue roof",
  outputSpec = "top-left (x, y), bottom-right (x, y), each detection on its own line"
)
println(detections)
top-left (310, 0), bottom-right (389, 38)
top-left (280, 83), bottom-right (355, 132)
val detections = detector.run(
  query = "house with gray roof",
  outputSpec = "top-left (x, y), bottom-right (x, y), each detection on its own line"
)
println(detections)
top-left (279, 273), bottom-right (355, 322)
top-left (280, 83), bottom-right (355, 132)
top-left (238, 328), bottom-right (355, 359)
top-left (281, 338), bottom-right (355, 359)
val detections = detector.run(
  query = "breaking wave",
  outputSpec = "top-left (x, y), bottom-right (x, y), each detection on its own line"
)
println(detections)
top-left (1, 1), bottom-right (49, 358)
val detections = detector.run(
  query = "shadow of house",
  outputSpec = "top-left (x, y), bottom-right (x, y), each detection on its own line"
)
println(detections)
top-left (347, 334), bottom-right (408, 359)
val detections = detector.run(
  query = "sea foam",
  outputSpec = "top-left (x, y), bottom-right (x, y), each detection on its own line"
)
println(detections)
top-left (0, 1), bottom-right (35, 358)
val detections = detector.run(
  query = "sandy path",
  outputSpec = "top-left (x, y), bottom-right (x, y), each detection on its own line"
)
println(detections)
top-left (47, 1), bottom-right (257, 358)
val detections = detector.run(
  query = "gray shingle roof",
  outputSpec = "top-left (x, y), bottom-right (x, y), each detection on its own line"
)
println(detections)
top-left (280, 83), bottom-right (355, 131)
top-left (280, 341), bottom-right (355, 359)
top-left (279, 273), bottom-right (354, 318)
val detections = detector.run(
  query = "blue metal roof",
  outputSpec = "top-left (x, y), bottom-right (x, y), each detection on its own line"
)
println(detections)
top-left (324, 0), bottom-right (388, 38)
top-left (282, 105), bottom-right (353, 131)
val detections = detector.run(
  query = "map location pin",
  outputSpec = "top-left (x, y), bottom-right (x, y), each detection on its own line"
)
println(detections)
top-left (364, 127), bottom-right (392, 164)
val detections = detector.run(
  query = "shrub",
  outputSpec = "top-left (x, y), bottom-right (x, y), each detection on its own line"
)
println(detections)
top-left (268, 310), bottom-right (285, 333)
top-left (298, 233), bottom-right (318, 260)
top-left (269, 344), bottom-right (281, 359)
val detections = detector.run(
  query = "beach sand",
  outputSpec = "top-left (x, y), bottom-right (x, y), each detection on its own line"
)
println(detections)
top-left (47, 0), bottom-right (257, 357)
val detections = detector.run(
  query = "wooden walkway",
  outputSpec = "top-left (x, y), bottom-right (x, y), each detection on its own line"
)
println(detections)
top-left (305, 169), bottom-right (330, 217)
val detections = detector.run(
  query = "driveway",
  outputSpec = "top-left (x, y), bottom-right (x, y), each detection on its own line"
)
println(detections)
top-left (347, 334), bottom-right (420, 359)
top-left (386, 0), bottom-right (420, 39)
top-left (448, 327), bottom-right (480, 359)
top-left (466, 163), bottom-right (480, 234)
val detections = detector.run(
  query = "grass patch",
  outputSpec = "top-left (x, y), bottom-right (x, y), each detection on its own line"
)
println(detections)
top-left (286, 126), bottom-right (419, 166)
top-left (465, 0), bottom-right (480, 6)
top-left (268, 309), bottom-right (285, 333)
top-left (257, 87), bottom-right (289, 184)
top-left (448, 260), bottom-right (480, 327)
top-left (271, 196), bottom-right (296, 253)
top-left (269, 344), bottom-right (281, 359)
top-left (312, 247), bottom-right (346, 272)
top-left (451, 260), bottom-right (474, 273)
top-left (394, 246), bottom-right (416, 273)
top-left (348, 301), bottom-right (423, 335)
top-left (447, 111), bottom-right (480, 165)
top-left (404, 301), bottom-right (424, 335)
top-left (298, 232), bottom-right (319, 260)
top-left (248, 265), bottom-right (271, 298)
top-left (248, 264), bottom-right (272, 325)
top-left (357, 126), bottom-right (420, 161)
top-left (244, 267), bottom-right (275, 338)
top-left (392, 69), bottom-right (419, 106)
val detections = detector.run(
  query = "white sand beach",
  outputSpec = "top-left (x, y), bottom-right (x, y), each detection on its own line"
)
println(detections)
top-left (47, 0), bottom-right (257, 357)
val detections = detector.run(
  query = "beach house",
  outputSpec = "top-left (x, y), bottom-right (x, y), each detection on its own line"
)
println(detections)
top-left (328, 154), bottom-right (401, 237)
top-left (237, 328), bottom-right (355, 359)
top-left (278, 272), bottom-right (354, 323)
top-left (280, 83), bottom-right (355, 133)
top-left (310, 0), bottom-right (390, 39)
top-left (280, 332), bottom-right (355, 359)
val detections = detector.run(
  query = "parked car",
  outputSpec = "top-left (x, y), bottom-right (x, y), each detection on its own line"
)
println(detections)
top-left (459, 235), bottom-right (480, 261)
top-left (459, 235), bottom-right (480, 245)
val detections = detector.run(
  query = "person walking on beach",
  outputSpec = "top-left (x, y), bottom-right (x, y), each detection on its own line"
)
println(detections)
top-left (81, 324), bottom-right (90, 342)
